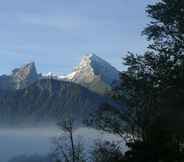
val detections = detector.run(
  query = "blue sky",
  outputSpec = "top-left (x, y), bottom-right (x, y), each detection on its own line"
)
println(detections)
top-left (0, 0), bottom-right (156, 75)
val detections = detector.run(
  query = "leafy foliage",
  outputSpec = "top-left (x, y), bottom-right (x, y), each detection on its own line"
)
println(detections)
top-left (91, 141), bottom-right (125, 162)
top-left (89, 0), bottom-right (184, 162)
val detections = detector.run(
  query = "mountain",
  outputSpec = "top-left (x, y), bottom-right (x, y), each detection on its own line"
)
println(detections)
top-left (62, 54), bottom-right (120, 94)
top-left (0, 62), bottom-right (40, 90)
top-left (0, 54), bottom-right (120, 94)
top-left (0, 55), bottom-right (121, 127)
top-left (0, 79), bottom-right (108, 127)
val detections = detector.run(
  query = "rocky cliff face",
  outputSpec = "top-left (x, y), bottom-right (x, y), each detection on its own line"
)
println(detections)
top-left (11, 62), bottom-right (39, 89)
top-left (0, 62), bottom-right (40, 90)
top-left (63, 54), bottom-right (120, 94)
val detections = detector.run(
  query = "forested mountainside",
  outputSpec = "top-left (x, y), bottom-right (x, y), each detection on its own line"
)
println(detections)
top-left (0, 79), bottom-right (108, 127)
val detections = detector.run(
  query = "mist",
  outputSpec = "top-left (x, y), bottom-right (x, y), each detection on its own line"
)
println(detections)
top-left (0, 127), bottom-right (127, 162)
top-left (0, 127), bottom-right (58, 162)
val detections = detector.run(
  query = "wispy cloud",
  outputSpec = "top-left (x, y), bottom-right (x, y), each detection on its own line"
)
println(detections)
top-left (17, 13), bottom-right (87, 31)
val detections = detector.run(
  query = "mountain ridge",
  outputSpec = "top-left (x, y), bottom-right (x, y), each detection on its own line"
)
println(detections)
top-left (45, 54), bottom-right (120, 94)
top-left (0, 78), bottom-right (109, 127)
top-left (0, 54), bottom-right (121, 126)
top-left (0, 54), bottom-right (120, 94)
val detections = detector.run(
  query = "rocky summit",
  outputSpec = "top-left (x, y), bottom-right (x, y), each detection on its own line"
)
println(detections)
top-left (0, 62), bottom-right (40, 90)
top-left (46, 54), bottom-right (120, 94)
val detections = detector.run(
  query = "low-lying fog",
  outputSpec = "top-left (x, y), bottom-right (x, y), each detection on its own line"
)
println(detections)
top-left (0, 127), bottom-right (127, 162)
top-left (0, 127), bottom-right (57, 162)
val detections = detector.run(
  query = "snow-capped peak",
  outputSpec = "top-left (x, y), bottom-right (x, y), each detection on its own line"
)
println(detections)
top-left (57, 53), bottom-right (120, 94)
top-left (40, 53), bottom-right (120, 94)
top-left (78, 53), bottom-right (108, 69)
top-left (78, 53), bottom-right (96, 68)
top-left (68, 53), bottom-right (120, 84)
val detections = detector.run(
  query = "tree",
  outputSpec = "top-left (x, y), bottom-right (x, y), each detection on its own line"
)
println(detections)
top-left (52, 118), bottom-right (86, 162)
top-left (86, 103), bottom-right (127, 138)
top-left (89, 0), bottom-right (184, 162)
top-left (122, 0), bottom-right (184, 161)
top-left (91, 140), bottom-right (125, 162)
top-left (143, 0), bottom-right (184, 53)
top-left (142, 0), bottom-right (184, 134)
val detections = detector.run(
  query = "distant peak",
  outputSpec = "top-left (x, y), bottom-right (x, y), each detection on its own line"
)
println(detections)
top-left (22, 61), bottom-right (36, 68)
top-left (12, 61), bottom-right (37, 76)
top-left (79, 53), bottom-right (107, 67)
top-left (85, 53), bottom-right (96, 57)
top-left (75, 53), bottom-right (119, 77)
top-left (82, 53), bottom-right (101, 60)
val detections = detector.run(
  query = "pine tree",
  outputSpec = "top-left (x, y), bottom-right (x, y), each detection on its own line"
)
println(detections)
top-left (120, 0), bottom-right (184, 161)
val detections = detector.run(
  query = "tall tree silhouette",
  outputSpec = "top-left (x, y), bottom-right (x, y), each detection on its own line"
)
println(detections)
top-left (91, 1), bottom-right (184, 162)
